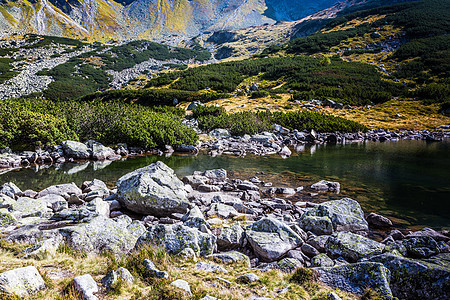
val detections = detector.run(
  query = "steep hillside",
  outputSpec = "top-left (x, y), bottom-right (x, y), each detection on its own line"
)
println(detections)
top-left (0, 0), bottom-right (347, 40)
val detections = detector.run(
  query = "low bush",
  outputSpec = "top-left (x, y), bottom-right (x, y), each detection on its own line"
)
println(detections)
top-left (196, 107), bottom-right (368, 134)
top-left (0, 99), bottom-right (198, 150)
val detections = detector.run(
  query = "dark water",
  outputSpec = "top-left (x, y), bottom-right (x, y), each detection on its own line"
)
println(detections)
top-left (1, 140), bottom-right (449, 231)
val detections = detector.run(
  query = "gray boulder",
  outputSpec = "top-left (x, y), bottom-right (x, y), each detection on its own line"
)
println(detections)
top-left (136, 223), bottom-right (216, 257)
top-left (116, 162), bottom-right (189, 217)
top-left (366, 213), bottom-right (393, 228)
top-left (62, 141), bottom-right (90, 159)
top-left (246, 217), bottom-right (303, 262)
top-left (209, 129), bottom-right (231, 138)
top-left (216, 223), bottom-right (246, 250)
top-left (325, 232), bottom-right (384, 262)
top-left (369, 253), bottom-right (450, 299)
top-left (207, 203), bottom-right (238, 219)
top-left (0, 266), bottom-right (45, 296)
top-left (89, 142), bottom-right (115, 161)
top-left (170, 279), bottom-right (192, 295)
top-left (298, 198), bottom-right (368, 233)
top-left (315, 262), bottom-right (392, 299)
top-left (311, 253), bottom-right (335, 267)
top-left (60, 215), bottom-right (146, 255)
top-left (37, 183), bottom-right (82, 200)
top-left (143, 259), bottom-right (169, 279)
top-left (73, 274), bottom-right (98, 300)
top-left (403, 236), bottom-right (440, 258)
top-left (195, 262), bottom-right (228, 273)
top-left (101, 267), bottom-right (134, 290)
top-left (298, 215), bottom-right (333, 235)
top-left (311, 180), bottom-right (340, 193)
top-left (11, 197), bottom-right (52, 218)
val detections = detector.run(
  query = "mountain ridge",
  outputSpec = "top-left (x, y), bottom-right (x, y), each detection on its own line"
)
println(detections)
top-left (0, 0), bottom-right (347, 40)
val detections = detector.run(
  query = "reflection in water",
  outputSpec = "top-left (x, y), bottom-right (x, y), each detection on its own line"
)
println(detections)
top-left (0, 140), bottom-right (449, 230)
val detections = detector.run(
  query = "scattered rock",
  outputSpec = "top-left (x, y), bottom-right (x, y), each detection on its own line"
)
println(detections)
top-left (212, 251), bottom-right (250, 267)
top-left (143, 259), bottom-right (169, 279)
top-left (195, 262), bottom-right (228, 273)
top-left (73, 274), bottom-right (98, 300)
top-left (366, 212), bottom-right (393, 228)
top-left (170, 279), bottom-right (192, 295)
top-left (0, 266), bottom-right (46, 297)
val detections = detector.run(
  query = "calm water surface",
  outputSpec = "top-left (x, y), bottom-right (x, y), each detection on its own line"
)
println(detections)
top-left (1, 140), bottom-right (449, 231)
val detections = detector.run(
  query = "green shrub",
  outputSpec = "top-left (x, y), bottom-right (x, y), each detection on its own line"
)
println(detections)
top-left (0, 99), bottom-right (198, 150)
top-left (195, 108), bottom-right (367, 134)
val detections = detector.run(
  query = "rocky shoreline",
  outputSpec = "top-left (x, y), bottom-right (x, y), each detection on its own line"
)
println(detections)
top-left (1, 126), bottom-right (449, 170)
top-left (0, 162), bottom-right (448, 299)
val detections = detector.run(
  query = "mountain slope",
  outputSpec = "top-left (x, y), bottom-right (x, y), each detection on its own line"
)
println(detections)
top-left (0, 0), bottom-right (345, 40)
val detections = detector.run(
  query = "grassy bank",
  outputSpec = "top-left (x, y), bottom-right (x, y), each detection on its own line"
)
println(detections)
top-left (0, 240), bottom-right (358, 300)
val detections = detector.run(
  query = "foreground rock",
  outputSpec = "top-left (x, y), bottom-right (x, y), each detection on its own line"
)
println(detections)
top-left (325, 232), bottom-right (384, 262)
top-left (316, 262), bottom-right (393, 299)
top-left (246, 217), bottom-right (303, 262)
top-left (0, 266), bottom-right (46, 296)
top-left (369, 253), bottom-right (450, 299)
top-left (73, 274), bottom-right (98, 300)
top-left (116, 161), bottom-right (190, 216)
top-left (60, 215), bottom-right (146, 255)
top-left (136, 223), bottom-right (216, 256)
top-left (298, 198), bottom-right (368, 234)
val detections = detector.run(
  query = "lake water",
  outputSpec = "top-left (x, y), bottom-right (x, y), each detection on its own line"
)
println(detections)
top-left (1, 140), bottom-right (449, 231)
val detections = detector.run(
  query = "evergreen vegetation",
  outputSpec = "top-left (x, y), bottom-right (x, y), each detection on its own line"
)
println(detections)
top-left (0, 58), bottom-right (18, 84)
top-left (0, 99), bottom-right (198, 150)
top-left (194, 105), bottom-right (368, 135)
top-left (147, 55), bottom-right (406, 106)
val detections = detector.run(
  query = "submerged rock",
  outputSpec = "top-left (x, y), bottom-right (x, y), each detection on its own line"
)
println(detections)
top-left (246, 217), bottom-right (303, 262)
top-left (116, 161), bottom-right (190, 217)
top-left (315, 262), bottom-right (393, 299)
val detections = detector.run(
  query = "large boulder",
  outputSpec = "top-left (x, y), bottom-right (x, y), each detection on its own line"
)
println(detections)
top-left (315, 262), bottom-right (393, 299)
top-left (0, 194), bottom-right (15, 208)
top-left (246, 217), bottom-right (303, 262)
top-left (60, 215), bottom-right (146, 255)
top-left (298, 215), bottom-right (333, 236)
top-left (325, 232), bottom-right (384, 262)
top-left (0, 266), bottom-right (46, 296)
top-left (369, 253), bottom-right (450, 299)
top-left (116, 162), bottom-right (190, 217)
top-left (37, 183), bottom-right (82, 200)
top-left (298, 198), bottom-right (368, 233)
top-left (88, 142), bottom-right (116, 161)
top-left (216, 223), bottom-right (246, 250)
top-left (11, 197), bottom-right (52, 218)
top-left (62, 140), bottom-right (90, 159)
top-left (136, 223), bottom-right (216, 257)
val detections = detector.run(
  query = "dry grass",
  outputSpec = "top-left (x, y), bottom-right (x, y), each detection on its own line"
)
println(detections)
top-left (0, 240), bottom-right (357, 299)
